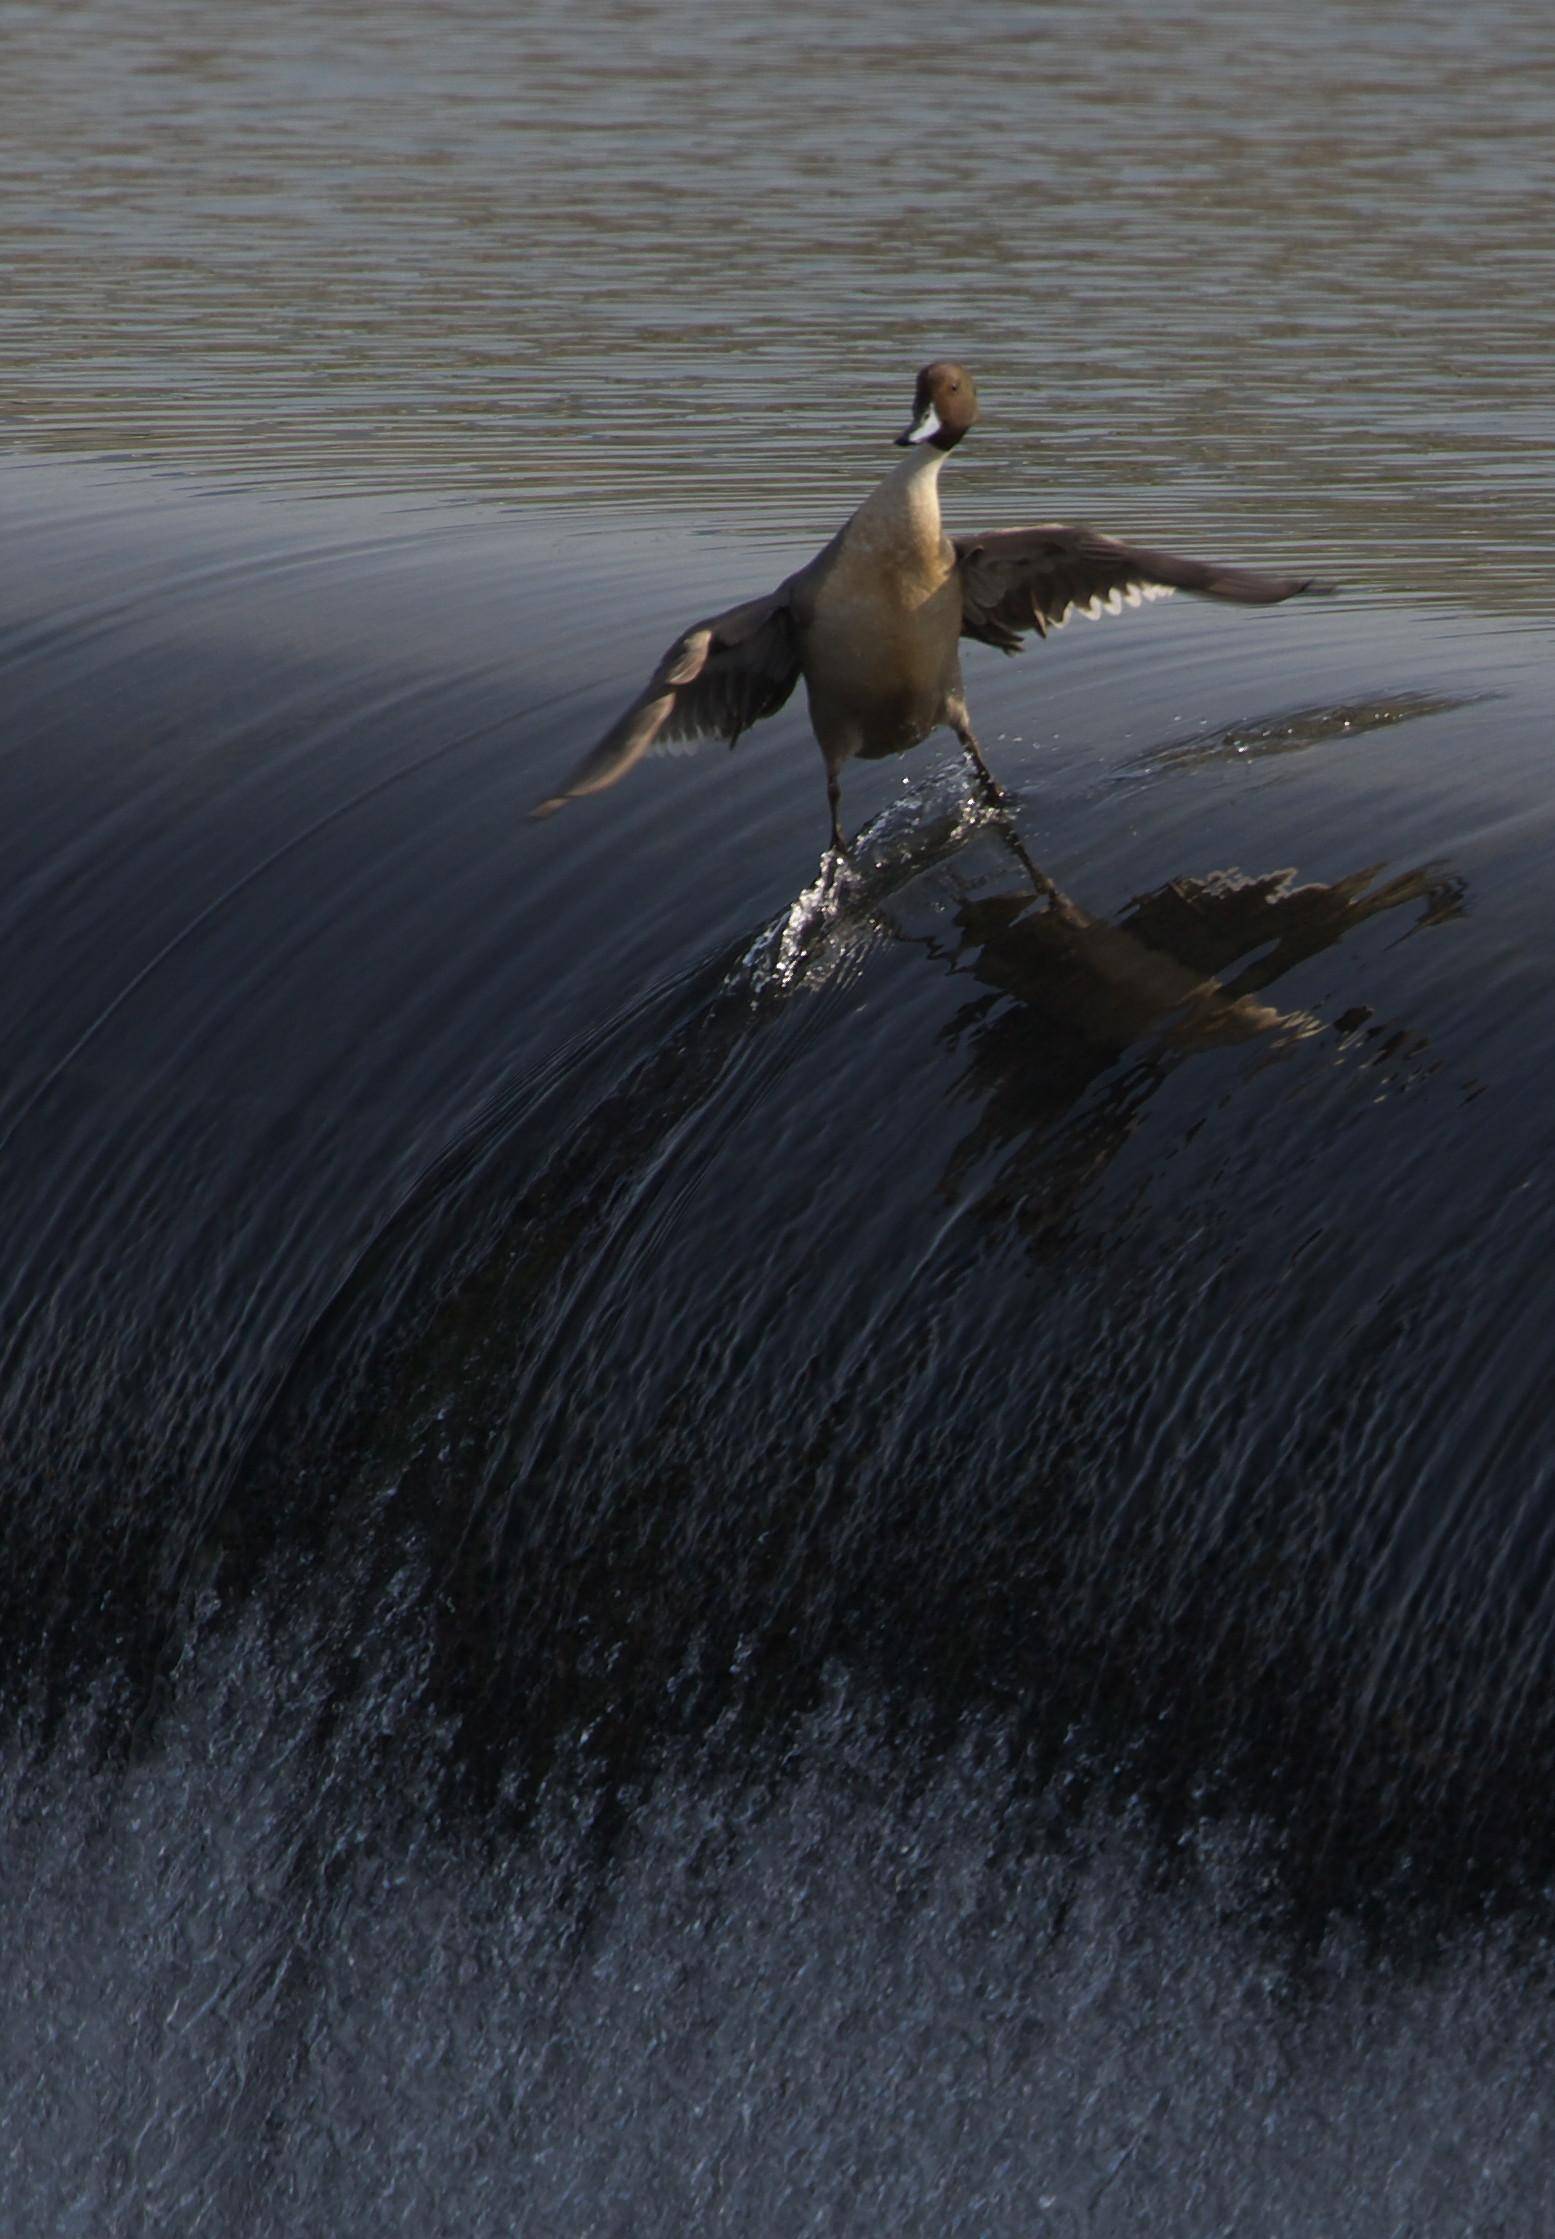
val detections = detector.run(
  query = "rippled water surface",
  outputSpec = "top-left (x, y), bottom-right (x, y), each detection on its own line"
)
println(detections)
top-left (6, 4), bottom-right (1555, 2232)
top-left (6, 0), bottom-right (1555, 595)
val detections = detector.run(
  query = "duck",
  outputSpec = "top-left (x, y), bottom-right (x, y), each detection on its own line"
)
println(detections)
top-left (532, 362), bottom-right (1326, 853)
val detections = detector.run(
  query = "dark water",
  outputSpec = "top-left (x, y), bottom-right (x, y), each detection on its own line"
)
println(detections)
top-left (7, 447), bottom-right (1555, 2230)
top-left (8, 0), bottom-right (1555, 2228)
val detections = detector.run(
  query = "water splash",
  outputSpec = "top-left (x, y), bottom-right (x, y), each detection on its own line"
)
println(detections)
top-left (1123, 691), bottom-right (1481, 778)
top-left (740, 764), bottom-right (1008, 997)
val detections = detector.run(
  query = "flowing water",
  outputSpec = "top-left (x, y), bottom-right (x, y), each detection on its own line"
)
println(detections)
top-left (5, 3), bottom-right (1555, 2230)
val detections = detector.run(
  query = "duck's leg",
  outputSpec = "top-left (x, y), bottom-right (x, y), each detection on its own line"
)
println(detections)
top-left (948, 703), bottom-right (1054, 899)
top-left (949, 703), bottom-right (1005, 806)
top-left (825, 768), bottom-right (850, 856)
top-left (819, 740), bottom-right (853, 857)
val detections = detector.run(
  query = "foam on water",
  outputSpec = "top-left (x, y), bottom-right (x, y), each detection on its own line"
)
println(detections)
top-left (4, 1580), bottom-right (1552, 2237)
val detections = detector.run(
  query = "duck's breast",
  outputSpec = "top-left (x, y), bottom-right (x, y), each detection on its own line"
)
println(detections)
top-left (799, 526), bottom-right (964, 760)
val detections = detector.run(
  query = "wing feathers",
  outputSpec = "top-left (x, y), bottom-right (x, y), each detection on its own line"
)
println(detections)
top-left (532, 582), bottom-right (803, 818)
top-left (955, 525), bottom-right (1327, 652)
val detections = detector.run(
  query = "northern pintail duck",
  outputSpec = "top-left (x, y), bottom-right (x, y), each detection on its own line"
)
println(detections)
top-left (533, 362), bottom-right (1325, 852)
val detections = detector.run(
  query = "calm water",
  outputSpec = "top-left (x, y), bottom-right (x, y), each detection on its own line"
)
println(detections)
top-left (6, 4), bottom-right (1555, 2232)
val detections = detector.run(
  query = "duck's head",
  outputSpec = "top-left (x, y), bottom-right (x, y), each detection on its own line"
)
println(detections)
top-left (895, 361), bottom-right (980, 452)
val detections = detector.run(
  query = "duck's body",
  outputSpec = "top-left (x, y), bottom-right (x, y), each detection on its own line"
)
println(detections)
top-left (533, 363), bottom-right (1324, 852)
top-left (800, 439), bottom-right (965, 761)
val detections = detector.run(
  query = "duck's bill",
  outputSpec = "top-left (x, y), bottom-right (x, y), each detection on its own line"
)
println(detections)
top-left (894, 403), bottom-right (942, 447)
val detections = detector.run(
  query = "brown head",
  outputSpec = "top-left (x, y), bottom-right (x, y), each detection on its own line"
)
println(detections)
top-left (894, 361), bottom-right (980, 452)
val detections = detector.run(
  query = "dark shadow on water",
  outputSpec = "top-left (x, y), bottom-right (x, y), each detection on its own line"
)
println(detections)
top-left (1122, 690), bottom-right (1485, 775)
top-left (936, 856), bottom-right (1466, 1248)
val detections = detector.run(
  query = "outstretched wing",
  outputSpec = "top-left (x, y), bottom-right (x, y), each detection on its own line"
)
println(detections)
top-left (954, 526), bottom-right (1328, 653)
top-left (531, 577), bottom-right (805, 817)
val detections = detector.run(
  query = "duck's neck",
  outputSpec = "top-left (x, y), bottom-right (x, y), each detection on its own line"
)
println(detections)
top-left (859, 440), bottom-right (948, 548)
top-left (887, 440), bottom-right (948, 502)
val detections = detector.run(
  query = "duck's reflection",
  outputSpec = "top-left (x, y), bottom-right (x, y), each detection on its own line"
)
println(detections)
top-left (930, 850), bottom-right (1465, 1232)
